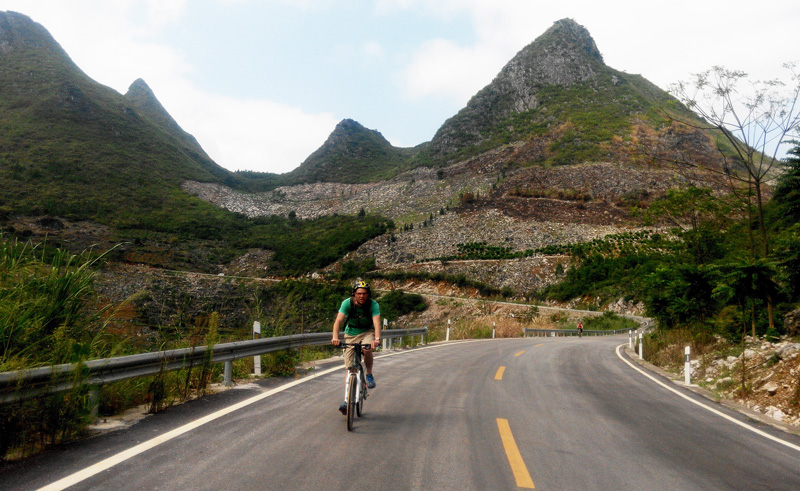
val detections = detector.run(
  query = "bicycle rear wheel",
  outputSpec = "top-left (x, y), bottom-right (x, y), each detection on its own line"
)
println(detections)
top-left (346, 372), bottom-right (356, 431)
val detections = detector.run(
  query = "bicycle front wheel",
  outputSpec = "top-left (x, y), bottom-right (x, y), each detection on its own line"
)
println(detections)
top-left (356, 369), bottom-right (365, 417)
top-left (346, 372), bottom-right (356, 431)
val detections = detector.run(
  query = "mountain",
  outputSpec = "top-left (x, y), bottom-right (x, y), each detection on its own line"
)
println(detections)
top-left (420, 18), bottom-right (703, 167)
top-left (282, 18), bottom-right (718, 182)
top-left (180, 18), bottom-right (732, 293)
top-left (124, 78), bottom-right (206, 161)
top-left (1, 11), bottom-right (727, 283)
top-left (286, 119), bottom-right (421, 184)
top-left (0, 11), bottom-right (240, 227)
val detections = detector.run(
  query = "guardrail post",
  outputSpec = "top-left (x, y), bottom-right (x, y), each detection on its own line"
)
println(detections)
top-left (629, 331), bottom-right (633, 349)
top-left (224, 361), bottom-right (233, 386)
top-left (446, 319), bottom-right (451, 342)
top-left (684, 346), bottom-right (691, 385)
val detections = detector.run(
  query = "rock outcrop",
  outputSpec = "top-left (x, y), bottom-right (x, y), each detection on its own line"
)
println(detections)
top-left (427, 18), bottom-right (608, 162)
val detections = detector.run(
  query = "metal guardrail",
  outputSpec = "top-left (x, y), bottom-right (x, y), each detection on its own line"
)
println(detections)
top-left (522, 314), bottom-right (652, 338)
top-left (522, 328), bottom-right (634, 337)
top-left (0, 327), bottom-right (428, 404)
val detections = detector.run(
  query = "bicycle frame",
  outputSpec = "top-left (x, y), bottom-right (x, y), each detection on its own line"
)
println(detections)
top-left (339, 342), bottom-right (371, 430)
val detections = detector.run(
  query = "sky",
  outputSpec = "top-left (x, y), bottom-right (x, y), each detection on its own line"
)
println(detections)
top-left (2, 0), bottom-right (798, 174)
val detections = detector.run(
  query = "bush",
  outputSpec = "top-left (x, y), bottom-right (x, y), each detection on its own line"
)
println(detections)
top-left (582, 312), bottom-right (638, 331)
top-left (379, 290), bottom-right (428, 321)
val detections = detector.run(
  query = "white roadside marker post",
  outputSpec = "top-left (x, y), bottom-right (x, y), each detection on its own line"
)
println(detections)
top-left (446, 319), bottom-right (451, 342)
top-left (382, 318), bottom-right (388, 350)
top-left (685, 346), bottom-right (691, 385)
top-left (638, 332), bottom-right (643, 360)
top-left (493, 322), bottom-right (496, 339)
top-left (253, 321), bottom-right (261, 376)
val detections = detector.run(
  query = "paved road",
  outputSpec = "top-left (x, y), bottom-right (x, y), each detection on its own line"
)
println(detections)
top-left (3, 336), bottom-right (800, 490)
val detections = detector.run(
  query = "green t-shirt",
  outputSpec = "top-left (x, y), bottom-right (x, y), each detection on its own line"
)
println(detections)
top-left (339, 297), bottom-right (380, 336)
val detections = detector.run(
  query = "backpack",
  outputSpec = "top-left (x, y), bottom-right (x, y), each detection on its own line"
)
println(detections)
top-left (344, 297), bottom-right (374, 330)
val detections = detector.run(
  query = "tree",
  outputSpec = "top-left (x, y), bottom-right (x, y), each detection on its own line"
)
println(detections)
top-left (774, 225), bottom-right (800, 301)
top-left (713, 258), bottom-right (781, 396)
top-left (772, 142), bottom-right (800, 301)
top-left (668, 65), bottom-right (800, 329)
top-left (643, 263), bottom-right (717, 328)
top-left (668, 65), bottom-right (800, 258)
top-left (772, 141), bottom-right (800, 222)
top-left (641, 186), bottom-right (731, 264)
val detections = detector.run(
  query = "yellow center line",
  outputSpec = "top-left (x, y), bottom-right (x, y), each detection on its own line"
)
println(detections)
top-left (534, 343), bottom-right (543, 347)
top-left (514, 351), bottom-right (525, 357)
top-left (497, 418), bottom-right (535, 489)
top-left (495, 366), bottom-right (506, 380)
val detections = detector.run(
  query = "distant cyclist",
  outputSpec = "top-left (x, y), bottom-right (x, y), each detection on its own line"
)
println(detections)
top-left (331, 279), bottom-right (381, 414)
top-left (578, 321), bottom-right (583, 338)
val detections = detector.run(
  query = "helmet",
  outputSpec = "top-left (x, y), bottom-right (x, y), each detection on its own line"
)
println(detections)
top-left (352, 279), bottom-right (371, 295)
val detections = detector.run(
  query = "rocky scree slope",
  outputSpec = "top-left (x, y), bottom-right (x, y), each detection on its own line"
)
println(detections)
top-left (184, 153), bottom-right (709, 295)
top-left (658, 336), bottom-right (800, 429)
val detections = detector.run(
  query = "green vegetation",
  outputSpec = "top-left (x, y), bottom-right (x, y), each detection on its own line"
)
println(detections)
top-left (237, 213), bottom-right (393, 275)
top-left (581, 312), bottom-right (638, 331)
top-left (0, 239), bottom-right (112, 457)
top-left (100, 211), bottom-right (392, 276)
top-left (0, 238), bottom-right (108, 369)
top-left (378, 290), bottom-right (428, 322)
top-left (422, 231), bottom-right (669, 262)
top-left (540, 143), bottom-right (800, 343)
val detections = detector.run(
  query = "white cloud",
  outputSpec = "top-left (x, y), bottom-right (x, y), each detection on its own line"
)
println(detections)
top-left (403, 38), bottom-right (501, 105)
top-left (141, 0), bottom-right (187, 29)
top-left (167, 89), bottom-right (339, 174)
top-left (362, 41), bottom-right (384, 60)
top-left (396, 0), bottom-right (800, 108)
top-left (396, 1), bottom-right (545, 105)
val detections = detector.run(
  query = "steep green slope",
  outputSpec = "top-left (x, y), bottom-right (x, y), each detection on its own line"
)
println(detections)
top-left (0, 11), bottom-right (240, 227)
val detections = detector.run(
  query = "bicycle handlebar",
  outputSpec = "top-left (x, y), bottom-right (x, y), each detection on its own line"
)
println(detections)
top-left (337, 342), bottom-right (373, 349)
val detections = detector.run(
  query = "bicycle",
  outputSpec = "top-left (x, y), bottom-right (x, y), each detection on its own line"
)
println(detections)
top-left (339, 342), bottom-right (370, 431)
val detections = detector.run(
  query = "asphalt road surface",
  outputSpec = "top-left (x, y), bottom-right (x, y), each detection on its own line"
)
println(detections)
top-left (3, 336), bottom-right (800, 490)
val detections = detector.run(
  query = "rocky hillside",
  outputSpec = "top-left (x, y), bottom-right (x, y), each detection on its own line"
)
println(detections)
top-left (653, 335), bottom-right (800, 429)
top-left (184, 153), bottom-right (712, 295)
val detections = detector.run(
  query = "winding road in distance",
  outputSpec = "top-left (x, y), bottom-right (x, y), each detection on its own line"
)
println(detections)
top-left (3, 336), bottom-right (800, 490)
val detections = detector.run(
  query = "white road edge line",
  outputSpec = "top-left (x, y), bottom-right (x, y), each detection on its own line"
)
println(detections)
top-left (38, 341), bottom-right (474, 491)
top-left (615, 344), bottom-right (800, 453)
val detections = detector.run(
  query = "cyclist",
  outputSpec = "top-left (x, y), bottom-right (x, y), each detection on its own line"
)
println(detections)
top-left (331, 279), bottom-right (381, 414)
top-left (578, 321), bottom-right (583, 338)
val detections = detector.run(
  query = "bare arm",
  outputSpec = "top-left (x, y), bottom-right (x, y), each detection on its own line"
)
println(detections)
top-left (371, 314), bottom-right (381, 349)
top-left (331, 312), bottom-right (346, 345)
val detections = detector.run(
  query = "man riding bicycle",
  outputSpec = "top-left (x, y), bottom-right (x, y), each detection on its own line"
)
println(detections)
top-left (331, 279), bottom-right (381, 414)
